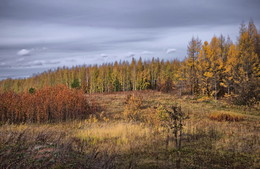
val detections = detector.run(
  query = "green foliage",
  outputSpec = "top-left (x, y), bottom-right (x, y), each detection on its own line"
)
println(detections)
top-left (71, 78), bottom-right (81, 89)
top-left (113, 78), bottom-right (121, 91)
top-left (28, 87), bottom-right (35, 94)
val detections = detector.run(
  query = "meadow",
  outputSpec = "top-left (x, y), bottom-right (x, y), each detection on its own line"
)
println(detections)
top-left (0, 90), bottom-right (259, 169)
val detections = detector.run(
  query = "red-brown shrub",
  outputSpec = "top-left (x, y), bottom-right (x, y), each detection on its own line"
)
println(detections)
top-left (0, 85), bottom-right (100, 123)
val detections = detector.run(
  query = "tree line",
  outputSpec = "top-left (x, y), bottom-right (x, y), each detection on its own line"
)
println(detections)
top-left (0, 58), bottom-right (180, 93)
top-left (0, 21), bottom-right (259, 106)
top-left (180, 21), bottom-right (259, 105)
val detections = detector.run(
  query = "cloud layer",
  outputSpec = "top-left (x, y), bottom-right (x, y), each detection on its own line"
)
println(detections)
top-left (0, 0), bottom-right (259, 79)
top-left (166, 49), bottom-right (177, 54)
top-left (17, 49), bottom-right (31, 56)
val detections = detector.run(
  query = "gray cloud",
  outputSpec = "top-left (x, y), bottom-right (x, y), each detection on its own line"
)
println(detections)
top-left (100, 53), bottom-right (108, 58)
top-left (141, 51), bottom-right (153, 55)
top-left (0, 0), bottom-right (259, 79)
top-left (125, 52), bottom-right (135, 58)
top-left (166, 48), bottom-right (177, 54)
top-left (17, 49), bottom-right (31, 56)
top-left (19, 59), bottom-right (61, 68)
top-left (1, 0), bottom-right (259, 28)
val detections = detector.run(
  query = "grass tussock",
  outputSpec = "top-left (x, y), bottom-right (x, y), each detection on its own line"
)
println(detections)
top-left (209, 111), bottom-right (245, 122)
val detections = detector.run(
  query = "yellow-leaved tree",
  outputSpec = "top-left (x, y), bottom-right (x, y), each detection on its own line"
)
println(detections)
top-left (197, 41), bottom-right (212, 97)
top-left (234, 21), bottom-right (260, 105)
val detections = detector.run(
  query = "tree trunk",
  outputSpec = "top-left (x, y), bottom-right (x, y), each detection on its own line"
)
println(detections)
top-left (215, 81), bottom-right (217, 100)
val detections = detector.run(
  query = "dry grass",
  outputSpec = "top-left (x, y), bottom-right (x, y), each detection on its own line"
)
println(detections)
top-left (0, 90), bottom-right (259, 169)
top-left (209, 111), bottom-right (246, 122)
top-left (75, 122), bottom-right (158, 152)
top-left (76, 123), bottom-right (151, 142)
top-left (0, 123), bottom-right (116, 169)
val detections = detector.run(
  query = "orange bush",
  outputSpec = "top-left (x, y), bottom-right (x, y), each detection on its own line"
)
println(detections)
top-left (0, 85), bottom-right (101, 123)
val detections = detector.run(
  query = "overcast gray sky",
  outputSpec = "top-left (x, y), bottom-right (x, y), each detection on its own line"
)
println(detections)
top-left (0, 0), bottom-right (259, 80)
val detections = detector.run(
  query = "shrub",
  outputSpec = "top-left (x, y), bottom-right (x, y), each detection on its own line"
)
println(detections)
top-left (0, 85), bottom-right (100, 123)
top-left (140, 107), bottom-right (161, 126)
top-left (123, 94), bottom-right (143, 121)
top-left (71, 78), bottom-right (81, 89)
top-left (28, 87), bottom-right (36, 94)
top-left (209, 111), bottom-right (245, 122)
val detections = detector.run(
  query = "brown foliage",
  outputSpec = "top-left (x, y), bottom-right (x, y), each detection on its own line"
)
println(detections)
top-left (0, 85), bottom-right (100, 123)
top-left (209, 111), bottom-right (245, 122)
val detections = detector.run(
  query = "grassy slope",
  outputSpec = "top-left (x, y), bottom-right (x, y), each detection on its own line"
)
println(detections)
top-left (0, 91), bottom-right (259, 169)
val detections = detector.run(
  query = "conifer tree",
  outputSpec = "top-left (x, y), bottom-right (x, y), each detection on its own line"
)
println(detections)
top-left (186, 37), bottom-right (201, 95)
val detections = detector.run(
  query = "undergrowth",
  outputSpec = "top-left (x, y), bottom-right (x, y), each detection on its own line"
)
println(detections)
top-left (0, 91), bottom-right (259, 169)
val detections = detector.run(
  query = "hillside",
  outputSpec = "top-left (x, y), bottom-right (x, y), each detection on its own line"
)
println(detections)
top-left (0, 91), bottom-right (259, 169)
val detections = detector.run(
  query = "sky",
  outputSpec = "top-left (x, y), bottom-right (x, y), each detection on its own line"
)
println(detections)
top-left (0, 0), bottom-right (260, 80)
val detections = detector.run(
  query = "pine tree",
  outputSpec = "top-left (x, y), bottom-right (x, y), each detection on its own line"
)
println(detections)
top-left (234, 21), bottom-right (260, 105)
